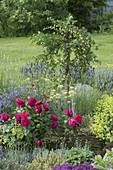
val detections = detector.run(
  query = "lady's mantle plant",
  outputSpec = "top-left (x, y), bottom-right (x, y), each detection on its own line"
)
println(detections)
top-left (0, 97), bottom-right (83, 147)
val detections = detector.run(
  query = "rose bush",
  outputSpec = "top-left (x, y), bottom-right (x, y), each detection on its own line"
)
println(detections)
top-left (0, 97), bottom-right (83, 148)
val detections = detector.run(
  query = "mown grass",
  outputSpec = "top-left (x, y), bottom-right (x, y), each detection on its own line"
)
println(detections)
top-left (0, 37), bottom-right (42, 70)
top-left (0, 37), bottom-right (42, 90)
top-left (92, 33), bottom-right (113, 66)
top-left (0, 34), bottom-right (113, 90)
top-left (0, 33), bottom-right (113, 68)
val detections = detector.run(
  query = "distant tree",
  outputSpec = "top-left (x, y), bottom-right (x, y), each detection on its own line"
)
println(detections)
top-left (68, 0), bottom-right (108, 31)
top-left (0, 0), bottom-right (69, 37)
top-left (0, 0), bottom-right (108, 37)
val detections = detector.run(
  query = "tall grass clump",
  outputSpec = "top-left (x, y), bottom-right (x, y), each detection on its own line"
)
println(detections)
top-left (74, 84), bottom-right (102, 115)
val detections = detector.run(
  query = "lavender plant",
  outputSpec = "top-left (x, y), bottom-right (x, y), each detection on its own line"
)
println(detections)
top-left (21, 62), bottom-right (102, 116)
top-left (74, 83), bottom-right (102, 115)
top-left (0, 87), bottom-right (30, 114)
top-left (21, 61), bottom-right (95, 87)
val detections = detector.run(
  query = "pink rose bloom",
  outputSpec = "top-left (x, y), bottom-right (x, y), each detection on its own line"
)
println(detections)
top-left (1, 112), bottom-right (9, 122)
top-left (20, 112), bottom-right (30, 117)
top-left (35, 105), bottom-right (42, 114)
top-left (20, 117), bottom-right (30, 127)
top-left (14, 113), bottom-right (21, 123)
top-left (35, 140), bottom-right (43, 147)
top-left (43, 103), bottom-right (50, 111)
top-left (68, 118), bottom-right (77, 127)
top-left (63, 108), bottom-right (73, 117)
top-left (50, 114), bottom-right (58, 121)
top-left (15, 98), bottom-right (25, 108)
top-left (74, 114), bottom-right (83, 124)
top-left (50, 121), bottom-right (58, 129)
top-left (28, 98), bottom-right (36, 107)
top-left (35, 100), bottom-right (43, 105)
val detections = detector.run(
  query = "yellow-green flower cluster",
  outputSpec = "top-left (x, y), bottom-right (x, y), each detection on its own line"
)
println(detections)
top-left (48, 86), bottom-right (76, 102)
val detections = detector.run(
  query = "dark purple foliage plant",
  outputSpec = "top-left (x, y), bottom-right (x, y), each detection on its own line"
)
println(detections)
top-left (52, 163), bottom-right (98, 170)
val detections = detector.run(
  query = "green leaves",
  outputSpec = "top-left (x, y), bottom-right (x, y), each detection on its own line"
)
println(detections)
top-left (93, 149), bottom-right (113, 170)
top-left (32, 15), bottom-right (98, 92)
top-left (63, 144), bottom-right (94, 165)
top-left (90, 95), bottom-right (113, 143)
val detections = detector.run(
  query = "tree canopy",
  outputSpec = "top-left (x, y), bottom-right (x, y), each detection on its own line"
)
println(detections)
top-left (0, 0), bottom-right (108, 37)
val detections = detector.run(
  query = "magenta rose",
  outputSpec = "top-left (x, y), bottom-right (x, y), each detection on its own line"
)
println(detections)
top-left (28, 98), bottom-right (36, 107)
top-left (43, 103), bottom-right (50, 111)
top-left (50, 121), bottom-right (58, 129)
top-left (35, 100), bottom-right (43, 105)
top-left (0, 112), bottom-right (9, 122)
top-left (74, 114), bottom-right (83, 124)
top-left (68, 118), bottom-right (77, 127)
top-left (63, 108), bottom-right (73, 117)
top-left (15, 98), bottom-right (25, 108)
top-left (15, 113), bottom-right (21, 123)
top-left (20, 117), bottom-right (30, 127)
top-left (50, 114), bottom-right (58, 121)
top-left (35, 105), bottom-right (42, 114)
top-left (20, 112), bottom-right (30, 117)
top-left (35, 140), bottom-right (43, 147)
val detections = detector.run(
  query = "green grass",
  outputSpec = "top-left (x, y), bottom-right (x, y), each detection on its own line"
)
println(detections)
top-left (0, 34), bottom-right (113, 90)
top-left (0, 37), bottom-right (42, 69)
top-left (0, 37), bottom-right (42, 90)
top-left (0, 34), bottom-right (113, 68)
top-left (92, 33), bottom-right (113, 65)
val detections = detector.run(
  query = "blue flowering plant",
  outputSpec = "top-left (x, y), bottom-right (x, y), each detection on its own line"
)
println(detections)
top-left (0, 87), bottom-right (29, 114)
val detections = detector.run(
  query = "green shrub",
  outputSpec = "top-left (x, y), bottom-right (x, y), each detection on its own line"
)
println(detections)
top-left (90, 95), bottom-right (113, 143)
top-left (63, 142), bottom-right (94, 165)
top-left (92, 148), bottom-right (113, 170)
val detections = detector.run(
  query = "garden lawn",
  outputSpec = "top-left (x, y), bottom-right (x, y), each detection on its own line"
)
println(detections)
top-left (0, 34), bottom-right (113, 69)
top-left (92, 33), bottom-right (113, 66)
top-left (0, 37), bottom-right (42, 90)
top-left (0, 37), bottom-right (42, 71)
top-left (0, 34), bottom-right (113, 89)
